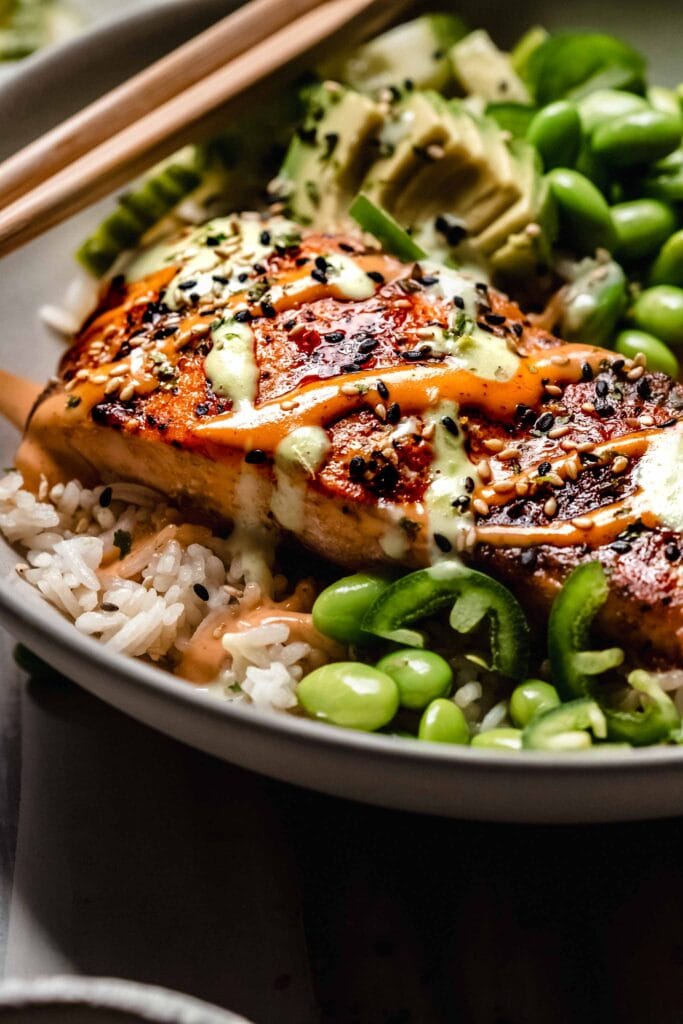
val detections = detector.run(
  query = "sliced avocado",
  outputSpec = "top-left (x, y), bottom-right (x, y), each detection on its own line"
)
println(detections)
top-left (320, 13), bottom-right (467, 96)
top-left (278, 82), bottom-right (383, 229)
top-left (362, 92), bottom-right (521, 247)
top-left (450, 30), bottom-right (531, 104)
top-left (472, 140), bottom-right (555, 256)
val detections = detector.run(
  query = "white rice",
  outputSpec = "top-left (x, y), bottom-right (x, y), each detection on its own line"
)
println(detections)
top-left (0, 471), bottom-right (314, 712)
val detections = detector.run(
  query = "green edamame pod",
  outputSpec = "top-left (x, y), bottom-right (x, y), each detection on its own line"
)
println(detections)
top-left (615, 330), bottom-right (679, 377)
top-left (612, 199), bottom-right (677, 262)
top-left (650, 229), bottom-right (683, 287)
top-left (546, 168), bottom-right (615, 254)
top-left (522, 699), bottom-right (607, 750)
top-left (592, 109), bottom-right (683, 167)
top-left (297, 663), bottom-right (399, 731)
top-left (377, 649), bottom-right (453, 710)
top-left (471, 728), bottom-right (523, 751)
top-left (577, 89), bottom-right (649, 136)
top-left (509, 680), bottom-right (561, 728)
top-left (631, 285), bottom-right (683, 347)
top-left (548, 562), bottom-right (624, 700)
top-left (312, 573), bottom-right (391, 645)
top-left (559, 257), bottom-right (627, 346)
top-left (418, 699), bottom-right (469, 744)
top-left (604, 670), bottom-right (680, 746)
top-left (527, 100), bottom-right (581, 170)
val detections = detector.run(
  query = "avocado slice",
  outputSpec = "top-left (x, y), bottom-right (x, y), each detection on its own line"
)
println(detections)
top-left (472, 140), bottom-right (556, 256)
top-left (278, 82), bottom-right (384, 229)
top-left (361, 92), bottom-right (522, 247)
top-left (319, 13), bottom-right (467, 96)
top-left (450, 30), bottom-right (531, 103)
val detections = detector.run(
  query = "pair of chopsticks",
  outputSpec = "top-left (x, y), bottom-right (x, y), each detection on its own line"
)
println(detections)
top-left (0, 0), bottom-right (410, 260)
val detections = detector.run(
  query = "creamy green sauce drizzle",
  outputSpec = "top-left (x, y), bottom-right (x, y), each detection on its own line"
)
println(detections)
top-left (271, 427), bottom-right (331, 533)
top-left (204, 317), bottom-right (258, 409)
top-left (634, 423), bottom-right (683, 532)
top-left (422, 400), bottom-right (479, 560)
top-left (417, 262), bottom-right (520, 381)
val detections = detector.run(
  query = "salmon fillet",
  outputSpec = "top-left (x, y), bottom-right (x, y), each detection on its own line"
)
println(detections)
top-left (17, 215), bottom-right (683, 665)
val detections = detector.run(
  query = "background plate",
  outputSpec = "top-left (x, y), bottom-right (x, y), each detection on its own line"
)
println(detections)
top-left (1, 0), bottom-right (683, 823)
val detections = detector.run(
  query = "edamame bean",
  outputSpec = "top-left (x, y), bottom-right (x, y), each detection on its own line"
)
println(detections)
top-left (578, 89), bottom-right (649, 136)
top-left (470, 728), bottom-right (523, 751)
top-left (643, 147), bottom-right (683, 202)
top-left (509, 680), bottom-right (561, 728)
top-left (631, 285), bottom-right (683, 347)
top-left (650, 229), bottom-right (683, 286)
top-left (527, 100), bottom-right (581, 170)
top-left (592, 109), bottom-right (683, 167)
top-left (312, 573), bottom-right (390, 645)
top-left (615, 329), bottom-right (679, 377)
top-left (377, 649), bottom-right (453, 710)
top-left (612, 199), bottom-right (677, 262)
top-left (560, 257), bottom-right (627, 346)
top-left (418, 699), bottom-right (469, 744)
top-left (298, 663), bottom-right (399, 731)
top-left (546, 168), bottom-right (615, 254)
top-left (647, 86), bottom-right (683, 121)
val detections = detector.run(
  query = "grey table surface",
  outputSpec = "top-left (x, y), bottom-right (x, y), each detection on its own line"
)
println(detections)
top-left (3, 7), bottom-right (683, 1024)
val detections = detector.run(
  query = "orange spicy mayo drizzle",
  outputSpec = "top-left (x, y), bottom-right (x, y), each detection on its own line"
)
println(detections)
top-left (193, 343), bottom-right (612, 453)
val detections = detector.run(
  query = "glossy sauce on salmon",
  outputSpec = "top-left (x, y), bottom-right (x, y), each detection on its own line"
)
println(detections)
top-left (13, 214), bottom-right (683, 664)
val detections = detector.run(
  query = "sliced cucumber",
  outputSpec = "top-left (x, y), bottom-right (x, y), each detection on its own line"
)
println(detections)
top-left (319, 13), bottom-right (467, 96)
top-left (349, 193), bottom-right (426, 260)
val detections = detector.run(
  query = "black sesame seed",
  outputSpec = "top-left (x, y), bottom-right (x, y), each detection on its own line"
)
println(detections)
top-left (325, 331), bottom-right (345, 343)
top-left (245, 449), bottom-right (267, 464)
top-left (358, 337), bottom-right (379, 354)
top-left (478, 322), bottom-right (496, 334)
top-left (537, 461), bottom-right (552, 476)
top-left (595, 379), bottom-right (609, 398)
top-left (512, 322), bottom-right (524, 338)
top-left (434, 214), bottom-right (468, 247)
top-left (475, 282), bottom-right (489, 294)
top-left (377, 380), bottom-right (389, 400)
top-left (99, 486), bottom-right (113, 508)
top-left (453, 295), bottom-right (465, 310)
top-left (295, 256), bottom-right (308, 267)
top-left (535, 412), bottom-right (555, 432)
top-left (611, 540), bottom-right (632, 554)
top-left (507, 502), bottom-right (527, 520)
top-left (419, 274), bottom-right (439, 286)
top-left (366, 270), bottom-right (385, 284)
top-left (206, 236), bottom-right (220, 247)
top-left (596, 403), bottom-right (615, 418)
top-left (260, 230), bottom-right (271, 245)
top-left (612, 359), bottom-right (625, 373)
top-left (339, 242), bottom-right (356, 253)
top-left (212, 274), bottom-right (229, 285)
top-left (520, 548), bottom-right (538, 570)
top-left (311, 267), bottom-right (328, 284)
top-left (349, 456), bottom-right (366, 480)
top-left (190, 293), bottom-right (200, 304)
top-left (581, 362), bottom-right (594, 382)
top-left (464, 476), bottom-right (475, 493)
top-left (636, 377), bottom-right (652, 401)
top-left (441, 415), bottom-right (459, 436)
top-left (341, 362), bottom-right (363, 373)
top-left (433, 533), bottom-right (452, 553)
top-left (260, 301), bottom-right (277, 319)
top-left (452, 495), bottom-right (471, 511)
top-left (314, 255), bottom-right (328, 272)
top-left (253, 263), bottom-right (267, 275)
top-left (374, 464), bottom-right (399, 491)
top-left (297, 126), bottom-right (317, 144)
top-left (484, 313), bottom-right (506, 326)
top-left (658, 418), bottom-right (678, 429)
top-left (193, 583), bottom-right (210, 601)
top-left (178, 279), bottom-right (197, 291)
top-left (665, 543), bottom-right (681, 562)
top-left (234, 309), bottom-right (252, 323)
top-left (387, 402), bottom-right (401, 424)
top-left (238, 272), bottom-right (249, 283)
top-left (195, 403), bottom-right (210, 417)
top-left (101, 602), bottom-right (119, 612)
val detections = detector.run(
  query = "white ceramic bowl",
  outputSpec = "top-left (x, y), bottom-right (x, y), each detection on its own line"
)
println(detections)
top-left (0, 976), bottom-right (252, 1023)
top-left (1, 0), bottom-right (683, 824)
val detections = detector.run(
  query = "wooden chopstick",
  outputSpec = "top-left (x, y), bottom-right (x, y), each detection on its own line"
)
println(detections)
top-left (0, 0), bottom-right (328, 210)
top-left (0, 0), bottom-right (407, 261)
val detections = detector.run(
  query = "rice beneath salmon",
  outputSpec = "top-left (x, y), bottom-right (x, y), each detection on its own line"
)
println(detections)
top-left (0, 469), bottom-right (509, 725)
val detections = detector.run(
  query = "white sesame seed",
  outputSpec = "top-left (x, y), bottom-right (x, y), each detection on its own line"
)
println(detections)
top-left (341, 383), bottom-right (357, 396)
top-left (493, 480), bottom-right (515, 493)
top-left (476, 458), bottom-right (492, 482)
top-left (634, 352), bottom-right (647, 367)
top-left (627, 365), bottom-right (644, 381)
top-left (119, 383), bottom-right (135, 401)
top-left (581, 402), bottom-right (596, 414)
top-left (465, 527), bottom-right (478, 550)
top-left (544, 496), bottom-right (558, 517)
top-left (483, 438), bottom-right (504, 453)
top-left (547, 424), bottom-right (570, 439)
top-left (374, 402), bottom-right (387, 421)
top-left (473, 497), bottom-right (490, 516)
top-left (499, 447), bottom-right (521, 461)
top-left (571, 517), bottom-right (593, 530)
top-left (515, 479), bottom-right (529, 497)
top-left (550, 355), bottom-right (570, 367)
top-left (426, 143), bottom-right (445, 160)
top-left (91, 374), bottom-right (107, 384)
top-left (564, 459), bottom-right (579, 481)
top-left (547, 472), bottom-right (564, 487)
top-left (545, 383), bottom-right (563, 397)
top-left (422, 422), bottom-right (436, 440)
top-left (639, 414), bottom-right (655, 426)
top-left (280, 399), bottom-right (298, 411)
top-left (75, 368), bottom-right (89, 381)
top-left (612, 455), bottom-right (629, 474)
